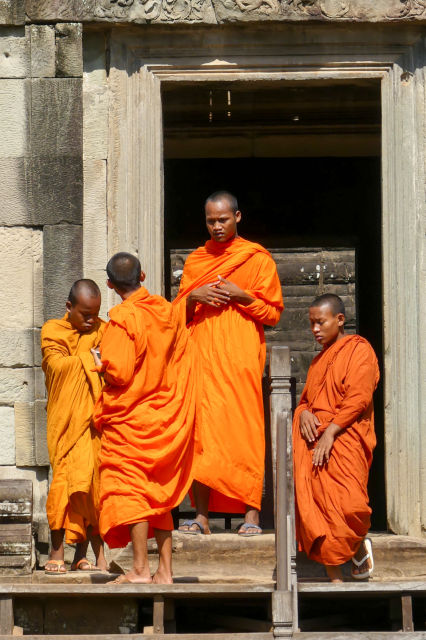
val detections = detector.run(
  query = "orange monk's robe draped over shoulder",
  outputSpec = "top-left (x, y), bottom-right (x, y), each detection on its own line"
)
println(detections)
top-left (293, 334), bottom-right (380, 566)
top-left (41, 316), bottom-right (106, 544)
top-left (174, 236), bottom-right (283, 514)
top-left (93, 287), bottom-right (196, 549)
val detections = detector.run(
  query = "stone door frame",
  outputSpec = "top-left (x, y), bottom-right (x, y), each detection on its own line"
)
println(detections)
top-left (106, 26), bottom-right (425, 536)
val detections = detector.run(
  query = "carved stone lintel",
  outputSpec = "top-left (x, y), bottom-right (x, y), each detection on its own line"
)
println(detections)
top-left (24, 0), bottom-right (426, 23)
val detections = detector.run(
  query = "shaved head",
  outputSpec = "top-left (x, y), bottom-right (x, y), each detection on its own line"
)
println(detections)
top-left (107, 252), bottom-right (141, 293)
top-left (310, 293), bottom-right (345, 316)
top-left (205, 191), bottom-right (238, 214)
top-left (68, 279), bottom-right (101, 306)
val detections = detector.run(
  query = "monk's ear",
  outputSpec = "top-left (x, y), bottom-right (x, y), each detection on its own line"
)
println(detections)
top-left (107, 279), bottom-right (114, 290)
top-left (337, 313), bottom-right (345, 327)
top-left (65, 300), bottom-right (72, 312)
top-left (235, 210), bottom-right (242, 224)
top-left (140, 271), bottom-right (146, 283)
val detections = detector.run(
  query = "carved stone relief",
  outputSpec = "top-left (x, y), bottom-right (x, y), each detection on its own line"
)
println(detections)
top-left (26, 0), bottom-right (426, 22)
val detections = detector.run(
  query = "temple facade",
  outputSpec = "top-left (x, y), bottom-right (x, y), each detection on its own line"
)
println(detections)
top-left (0, 0), bottom-right (424, 557)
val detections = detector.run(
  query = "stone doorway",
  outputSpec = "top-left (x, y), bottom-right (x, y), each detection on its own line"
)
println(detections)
top-left (162, 80), bottom-right (386, 529)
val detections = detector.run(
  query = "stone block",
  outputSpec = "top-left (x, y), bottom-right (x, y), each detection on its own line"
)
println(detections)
top-left (14, 402), bottom-right (35, 467)
top-left (0, 227), bottom-right (43, 329)
top-left (83, 159), bottom-right (107, 268)
top-left (0, 79), bottom-right (28, 157)
top-left (0, 407), bottom-right (15, 465)
top-left (29, 25), bottom-right (55, 78)
top-left (0, 466), bottom-right (48, 523)
top-left (0, 27), bottom-right (28, 77)
top-left (55, 23), bottom-right (82, 77)
top-left (0, 368), bottom-right (34, 405)
top-left (0, 1), bottom-right (24, 25)
top-left (0, 329), bottom-right (35, 367)
top-left (83, 32), bottom-right (107, 160)
top-left (33, 329), bottom-right (41, 366)
top-left (34, 400), bottom-right (48, 466)
top-left (34, 367), bottom-right (45, 401)
top-left (0, 158), bottom-right (27, 225)
top-left (43, 224), bottom-right (83, 320)
top-left (30, 78), bottom-right (82, 156)
top-left (26, 155), bottom-right (83, 225)
top-left (83, 84), bottom-right (108, 159)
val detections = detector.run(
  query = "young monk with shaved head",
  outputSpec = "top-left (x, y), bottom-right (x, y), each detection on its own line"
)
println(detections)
top-left (174, 191), bottom-right (283, 536)
top-left (92, 252), bottom-right (195, 584)
top-left (42, 279), bottom-right (107, 574)
top-left (293, 293), bottom-right (380, 582)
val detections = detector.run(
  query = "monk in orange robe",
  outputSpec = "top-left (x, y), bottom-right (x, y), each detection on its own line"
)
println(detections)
top-left (293, 293), bottom-right (380, 582)
top-left (42, 279), bottom-right (107, 574)
top-left (175, 191), bottom-right (283, 536)
top-left (92, 252), bottom-right (195, 584)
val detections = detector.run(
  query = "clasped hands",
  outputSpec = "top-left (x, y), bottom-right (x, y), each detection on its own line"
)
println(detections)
top-left (299, 409), bottom-right (342, 467)
top-left (189, 275), bottom-right (253, 308)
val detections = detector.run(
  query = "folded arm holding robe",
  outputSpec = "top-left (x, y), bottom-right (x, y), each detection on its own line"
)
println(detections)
top-left (174, 236), bottom-right (283, 514)
top-left (93, 287), bottom-right (195, 548)
top-left (293, 334), bottom-right (380, 566)
top-left (41, 317), bottom-right (105, 543)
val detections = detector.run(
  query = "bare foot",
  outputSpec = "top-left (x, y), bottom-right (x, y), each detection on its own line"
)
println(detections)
top-left (44, 559), bottom-right (67, 575)
top-left (152, 569), bottom-right (173, 584)
top-left (108, 571), bottom-right (153, 584)
top-left (325, 565), bottom-right (344, 582)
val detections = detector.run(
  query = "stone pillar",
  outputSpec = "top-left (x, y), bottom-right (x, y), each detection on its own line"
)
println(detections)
top-left (0, 19), bottom-right (84, 567)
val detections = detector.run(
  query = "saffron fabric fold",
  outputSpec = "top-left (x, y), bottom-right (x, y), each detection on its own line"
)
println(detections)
top-left (174, 236), bottom-right (284, 513)
top-left (41, 315), bottom-right (106, 543)
top-left (93, 287), bottom-right (195, 548)
top-left (293, 334), bottom-right (380, 566)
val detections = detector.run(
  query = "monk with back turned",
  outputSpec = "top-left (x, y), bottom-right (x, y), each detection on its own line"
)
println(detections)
top-left (293, 293), bottom-right (379, 582)
top-left (175, 191), bottom-right (283, 536)
top-left (42, 279), bottom-right (107, 574)
top-left (92, 252), bottom-right (195, 583)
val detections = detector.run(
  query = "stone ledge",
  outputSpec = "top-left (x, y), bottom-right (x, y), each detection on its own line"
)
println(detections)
top-left (23, 0), bottom-right (426, 24)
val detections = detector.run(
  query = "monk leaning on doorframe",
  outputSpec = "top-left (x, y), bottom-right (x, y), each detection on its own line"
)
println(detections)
top-left (175, 191), bottom-right (283, 536)
top-left (92, 252), bottom-right (195, 584)
top-left (41, 279), bottom-right (107, 575)
top-left (293, 293), bottom-right (380, 582)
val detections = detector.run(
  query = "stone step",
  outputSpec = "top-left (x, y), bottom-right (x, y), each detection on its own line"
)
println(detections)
top-left (105, 531), bottom-right (426, 583)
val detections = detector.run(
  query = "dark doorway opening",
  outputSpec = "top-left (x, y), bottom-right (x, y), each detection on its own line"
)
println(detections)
top-left (162, 80), bottom-right (385, 531)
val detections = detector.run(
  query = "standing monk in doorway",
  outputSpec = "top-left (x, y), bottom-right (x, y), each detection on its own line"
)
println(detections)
top-left (293, 294), bottom-right (379, 582)
top-left (42, 280), bottom-right (107, 574)
top-left (175, 191), bottom-right (283, 535)
top-left (92, 253), bottom-right (195, 583)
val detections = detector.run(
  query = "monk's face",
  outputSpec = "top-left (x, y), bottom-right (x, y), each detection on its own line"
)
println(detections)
top-left (309, 304), bottom-right (344, 348)
top-left (205, 199), bottom-right (241, 243)
top-left (66, 293), bottom-right (101, 334)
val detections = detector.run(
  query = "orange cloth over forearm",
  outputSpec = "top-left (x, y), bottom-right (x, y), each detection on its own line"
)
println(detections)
top-left (174, 236), bottom-right (283, 513)
top-left (93, 287), bottom-right (196, 548)
top-left (41, 316), bottom-right (106, 543)
top-left (292, 334), bottom-right (380, 566)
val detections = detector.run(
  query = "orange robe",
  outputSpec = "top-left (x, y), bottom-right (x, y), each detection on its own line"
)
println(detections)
top-left (293, 334), bottom-right (380, 566)
top-left (174, 236), bottom-right (283, 513)
top-left (41, 315), bottom-right (106, 543)
top-left (93, 287), bottom-right (195, 548)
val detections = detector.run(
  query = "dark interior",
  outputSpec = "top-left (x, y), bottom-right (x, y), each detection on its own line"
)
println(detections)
top-left (162, 80), bottom-right (386, 531)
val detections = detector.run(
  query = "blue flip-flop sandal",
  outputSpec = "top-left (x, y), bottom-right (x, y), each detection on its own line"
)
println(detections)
top-left (237, 522), bottom-right (263, 537)
top-left (178, 519), bottom-right (206, 535)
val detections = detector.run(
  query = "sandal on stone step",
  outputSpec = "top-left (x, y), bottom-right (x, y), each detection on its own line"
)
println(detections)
top-left (351, 538), bottom-right (374, 580)
top-left (44, 559), bottom-right (67, 575)
top-left (237, 522), bottom-right (263, 537)
top-left (71, 558), bottom-right (101, 571)
top-left (178, 519), bottom-right (206, 535)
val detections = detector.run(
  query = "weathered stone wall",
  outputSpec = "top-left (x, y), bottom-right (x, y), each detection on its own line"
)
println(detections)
top-left (171, 248), bottom-right (356, 398)
top-left (0, 20), bottom-right (84, 562)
